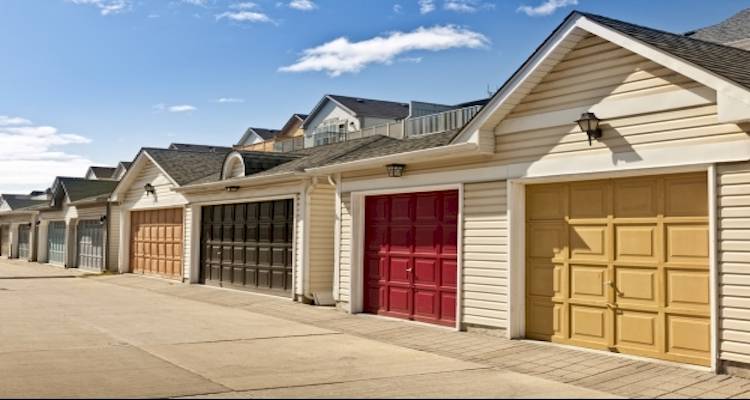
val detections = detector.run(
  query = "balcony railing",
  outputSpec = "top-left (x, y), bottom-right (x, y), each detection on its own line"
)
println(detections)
top-left (404, 105), bottom-right (481, 137)
top-left (267, 105), bottom-right (482, 153)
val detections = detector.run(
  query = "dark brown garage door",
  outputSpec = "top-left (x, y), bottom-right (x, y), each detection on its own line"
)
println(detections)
top-left (200, 199), bottom-right (293, 295)
top-left (130, 208), bottom-right (183, 280)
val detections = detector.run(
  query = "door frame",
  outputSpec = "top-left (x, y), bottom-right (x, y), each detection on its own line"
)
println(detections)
top-left (349, 183), bottom-right (464, 331)
top-left (506, 163), bottom-right (718, 371)
top-left (188, 194), bottom-right (299, 300)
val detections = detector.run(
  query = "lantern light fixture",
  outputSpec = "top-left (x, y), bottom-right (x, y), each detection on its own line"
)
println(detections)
top-left (225, 186), bottom-right (240, 193)
top-left (144, 183), bottom-right (155, 196)
top-left (386, 163), bottom-right (406, 178)
top-left (576, 112), bottom-right (602, 145)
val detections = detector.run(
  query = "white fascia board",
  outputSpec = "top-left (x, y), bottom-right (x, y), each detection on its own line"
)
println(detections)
top-left (175, 171), bottom-right (302, 194)
top-left (304, 142), bottom-right (478, 175)
top-left (577, 17), bottom-right (750, 123)
top-left (453, 15), bottom-right (584, 144)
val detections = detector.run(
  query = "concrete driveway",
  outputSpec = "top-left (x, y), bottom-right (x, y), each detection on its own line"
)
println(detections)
top-left (0, 259), bottom-right (613, 398)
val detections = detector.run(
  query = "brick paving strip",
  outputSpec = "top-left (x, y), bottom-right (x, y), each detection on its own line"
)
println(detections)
top-left (93, 275), bottom-right (750, 399)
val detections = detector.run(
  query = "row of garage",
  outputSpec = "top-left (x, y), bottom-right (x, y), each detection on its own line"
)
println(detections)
top-left (3, 11), bottom-right (750, 374)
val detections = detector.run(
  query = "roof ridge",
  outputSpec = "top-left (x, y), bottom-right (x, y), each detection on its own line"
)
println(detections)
top-left (576, 10), bottom-right (750, 55)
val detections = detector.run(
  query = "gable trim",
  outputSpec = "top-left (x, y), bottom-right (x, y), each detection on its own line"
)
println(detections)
top-left (454, 13), bottom-right (750, 144)
top-left (109, 150), bottom-right (180, 202)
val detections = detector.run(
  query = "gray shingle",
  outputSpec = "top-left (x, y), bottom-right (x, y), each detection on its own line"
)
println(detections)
top-left (329, 95), bottom-right (410, 120)
top-left (145, 148), bottom-right (232, 186)
top-left (56, 178), bottom-right (119, 203)
top-left (580, 12), bottom-right (750, 90)
top-left (1, 194), bottom-right (48, 210)
top-left (685, 8), bottom-right (750, 45)
top-left (88, 166), bottom-right (116, 179)
top-left (168, 143), bottom-right (233, 153)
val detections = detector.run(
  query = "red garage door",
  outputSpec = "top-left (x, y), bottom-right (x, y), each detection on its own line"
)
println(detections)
top-left (364, 190), bottom-right (458, 326)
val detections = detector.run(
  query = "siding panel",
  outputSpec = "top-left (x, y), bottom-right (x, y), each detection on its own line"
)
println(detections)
top-left (462, 181), bottom-right (508, 329)
top-left (338, 194), bottom-right (352, 303)
top-left (308, 185), bottom-right (335, 296)
top-left (718, 162), bottom-right (750, 364)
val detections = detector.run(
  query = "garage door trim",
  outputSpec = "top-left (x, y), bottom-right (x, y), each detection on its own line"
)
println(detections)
top-left (505, 166), bottom-right (717, 370)
top-left (349, 183), bottom-right (464, 331)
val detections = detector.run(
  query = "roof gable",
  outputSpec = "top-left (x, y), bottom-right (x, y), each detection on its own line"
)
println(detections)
top-left (302, 95), bottom-right (409, 129)
top-left (454, 11), bottom-right (750, 145)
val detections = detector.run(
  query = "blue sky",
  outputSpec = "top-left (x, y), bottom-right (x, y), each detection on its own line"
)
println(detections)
top-left (0, 0), bottom-right (747, 192)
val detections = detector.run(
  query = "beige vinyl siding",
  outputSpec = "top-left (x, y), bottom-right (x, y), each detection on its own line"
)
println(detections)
top-left (74, 205), bottom-right (106, 220)
top-left (718, 162), bottom-right (750, 364)
top-left (183, 206), bottom-right (191, 281)
top-left (308, 184), bottom-right (335, 296)
top-left (338, 193), bottom-right (352, 303)
top-left (493, 34), bottom-right (746, 163)
top-left (108, 204), bottom-right (120, 272)
top-left (462, 181), bottom-right (508, 329)
top-left (123, 159), bottom-right (187, 209)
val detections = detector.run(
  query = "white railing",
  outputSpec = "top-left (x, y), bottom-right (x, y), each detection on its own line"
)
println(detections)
top-left (270, 106), bottom-right (480, 152)
top-left (404, 105), bottom-right (481, 137)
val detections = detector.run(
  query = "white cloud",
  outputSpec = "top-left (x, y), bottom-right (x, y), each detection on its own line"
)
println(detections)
top-left (418, 0), bottom-right (435, 14)
top-left (517, 0), bottom-right (577, 16)
top-left (393, 4), bottom-right (403, 13)
top-left (169, 105), bottom-right (197, 112)
top-left (68, 0), bottom-right (130, 15)
top-left (230, 2), bottom-right (258, 9)
top-left (0, 117), bottom-right (93, 193)
top-left (289, 0), bottom-right (316, 11)
top-left (153, 103), bottom-right (197, 113)
top-left (0, 116), bottom-right (32, 126)
top-left (212, 98), bottom-right (246, 103)
top-left (280, 25), bottom-right (489, 77)
top-left (443, 0), bottom-right (494, 13)
top-left (216, 10), bottom-right (273, 23)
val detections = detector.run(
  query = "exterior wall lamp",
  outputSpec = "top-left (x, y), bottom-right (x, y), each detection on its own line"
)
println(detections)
top-left (386, 163), bottom-right (406, 178)
top-left (144, 183), bottom-right (155, 196)
top-left (576, 112), bottom-right (602, 145)
top-left (99, 215), bottom-right (107, 224)
top-left (225, 186), bottom-right (240, 193)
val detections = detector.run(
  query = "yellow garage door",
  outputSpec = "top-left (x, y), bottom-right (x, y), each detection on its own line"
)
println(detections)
top-left (525, 172), bottom-right (710, 366)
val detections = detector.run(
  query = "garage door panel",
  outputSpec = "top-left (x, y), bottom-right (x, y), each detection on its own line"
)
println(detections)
top-left (570, 265), bottom-right (608, 301)
top-left (526, 172), bottom-right (710, 366)
top-left (570, 305), bottom-right (608, 345)
top-left (47, 222), bottom-right (65, 265)
top-left (616, 310), bottom-right (659, 352)
top-left (200, 199), bottom-right (293, 295)
top-left (570, 182), bottom-right (609, 219)
top-left (614, 178), bottom-right (658, 218)
top-left (615, 266), bottom-right (658, 307)
top-left (364, 190), bottom-right (458, 326)
top-left (570, 225), bottom-right (607, 261)
top-left (666, 224), bottom-right (709, 264)
top-left (667, 315), bottom-right (711, 357)
top-left (77, 220), bottom-right (105, 271)
top-left (615, 225), bottom-right (657, 262)
top-left (130, 209), bottom-right (183, 280)
top-left (667, 269), bottom-right (710, 309)
top-left (0, 226), bottom-right (9, 257)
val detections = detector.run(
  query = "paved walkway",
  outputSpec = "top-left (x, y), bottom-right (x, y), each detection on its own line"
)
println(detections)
top-left (1, 258), bottom-right (750, 398)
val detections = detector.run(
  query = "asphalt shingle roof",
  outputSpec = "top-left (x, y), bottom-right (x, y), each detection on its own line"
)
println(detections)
top-left (88, 166), bottom-right (116, 179)
top-left (168, 143), bottom-right (233, 153)
top-left (145, 147), bottom-right (232, 186)
top-left (1, 194), bottom-right (48, 210)
top-left (329, 95), bottom-right (410, 120)
top-left (248, 128), bottom-right (281, 141)
top-left (57, 178), bottom-right (119, 203)
top-left (685, 8), bottom-right (750, 45)
top-left (580, 12), bottom-right (750, 90)
top-left (229, 151), bottom-right (302, 179)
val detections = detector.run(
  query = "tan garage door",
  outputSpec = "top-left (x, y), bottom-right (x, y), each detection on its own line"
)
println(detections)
top-left (525, 172), bottom-right (710, 366)
top-left (130, 208), bottom-right (183, 280)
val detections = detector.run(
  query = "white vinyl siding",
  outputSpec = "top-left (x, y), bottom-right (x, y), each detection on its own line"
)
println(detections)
top-left (337, 194), bottom-right (352, 303)
top-left (122, 159), bottom-right (187, 210)
top-left (183, 206), bottom-right (191, 281)
top-left (108, 204), bottom-right (120, 272)
top-left (308, 184), bottom-right (335, 296)
top-left (462, 181), bottom-right (508, 329)
top-left (718, 162), bottom-right (750, 364)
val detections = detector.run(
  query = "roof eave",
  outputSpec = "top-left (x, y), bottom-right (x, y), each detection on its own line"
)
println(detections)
top-left (305, 142), bottom-right (479, 175)
top-left (175, 171), bottom-right (304, 194)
